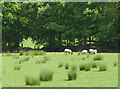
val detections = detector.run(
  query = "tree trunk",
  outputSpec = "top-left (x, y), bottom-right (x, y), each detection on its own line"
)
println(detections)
top-left (67, 39), bottom-right (68, 46)
top-left (74, 38), bottom-right (75, 46)
top-left (14, 41), bottom-right (19, 48)
top-left (89, 36), bottom-right (91, 45)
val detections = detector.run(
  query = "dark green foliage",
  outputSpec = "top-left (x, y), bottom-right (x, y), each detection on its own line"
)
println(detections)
top-left (94, 55), bottom-right (103, 61)
top-left (65, 63), bottom-right (70, 69)
top-left (19, 50), bottom-right (24, 56)
top-left (39, 70), bottom-right (54, 82)
top-left (2, 3), bottom-right (118, 52)
top-left (68, 71), bottom-right (77, 80)
top-left (58, 63), bottom-right (64, 68)
top-left (14, 65), bottom-right (20, 70)
top-left (25, 76), bottom-right (40, 86)
top-left (99, 63), bottom-right (107, 71)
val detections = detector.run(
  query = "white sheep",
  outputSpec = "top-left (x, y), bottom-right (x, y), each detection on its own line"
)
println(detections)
top-left (23, 38), bottom-right (26, 41)
top-left (89, 49), bottom-right (97, 54)
top-left (64, 49), bottom-right (73, 55)
top-left (81, 50), bottom-right (88, 55)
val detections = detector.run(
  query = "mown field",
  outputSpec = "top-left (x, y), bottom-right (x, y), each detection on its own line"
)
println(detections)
top-left (2, 52), bottom-right (118, 87)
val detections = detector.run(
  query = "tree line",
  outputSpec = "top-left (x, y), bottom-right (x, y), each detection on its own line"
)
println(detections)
top-left (2, 2), bottom-right (119, 52)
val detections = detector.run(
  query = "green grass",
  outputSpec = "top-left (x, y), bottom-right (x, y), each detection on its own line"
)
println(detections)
top-left (2, 53), bottom-right (118, 87)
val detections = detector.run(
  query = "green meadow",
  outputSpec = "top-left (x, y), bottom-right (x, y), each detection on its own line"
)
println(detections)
top-left (2, 52), bottom-right (118, 87)
top-left (2, 2), bottom-right (119, 88)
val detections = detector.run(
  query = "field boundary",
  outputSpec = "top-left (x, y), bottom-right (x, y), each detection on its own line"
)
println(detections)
top-left (1, 87), bottom-right (119, 89)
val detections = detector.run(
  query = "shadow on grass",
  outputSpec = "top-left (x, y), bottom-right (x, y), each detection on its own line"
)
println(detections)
top-left (63, 79), bottom-right (75, 81)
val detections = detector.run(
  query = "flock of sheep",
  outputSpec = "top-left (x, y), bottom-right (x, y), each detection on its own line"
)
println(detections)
top-left (64, 49), bottom-right (97, 55)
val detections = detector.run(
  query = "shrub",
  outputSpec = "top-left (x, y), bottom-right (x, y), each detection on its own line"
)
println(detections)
top-left (79, 63), bottom-right (91, 71)
top-left (78, 52), bottom-right (81, 55)
top-left (34, 50), bottom-right (38, 55)
top-left (38, 50), bottom-right (46, 55)
top-left (6, 51), bottom-right (11, 56)
top-left (36, 58), bottom-right (48, 64)
top-left (113, 61), bottom-right (117, 66)
top-left (39, 70), bottom-right (54, 81)
top-left (79, 64), bottom-right (86, 71)
top-left (94, 55), bottom-right (103, 61)
top-left (19, 50), bottom-right (24, 56)
top-left (71, 65), bottom-right (78, 71)
top-left (99, 63), bottom-right (107, 71)
top-left (13, 55), bottom-right (19, 59)
top-left (28, 51), bottom-right (34, 56)
top-left (85, 63), bottom-right (92, 71)
top-left (81, 57), bottom-right (85, 60)
top-left (92, 62), bottom-right (98, 68)
top-left (44, 56), bottom-right (50, 61)
top-left (65, 63), bottom-right (70, 69)
top-left (23, 57), bottom-right (30, 62)
top-left (36, 60), bottom-right (41, 64)
top-left (40, 59), bottom-right (48, 63)
top-left (25, 76), bottom-right (40, 86)
top-left (34, 50), bottom-right (46, 55)
top-left (25, 52), bottom-right (29, 56)
top-left (68, 71), bottom-right (77, 80)
top-left (2, 54), bottom-right (4, 57)
top-left (18, 57), bottom-right (29, 63)
top-left (14, 65), bottom-right (21, 70)
top-left (58, 63), bottom-right (64, 68)
top-left (31, 54), bottom-right (34, 57)
top-left (17, 60), bottom-right (22, 64)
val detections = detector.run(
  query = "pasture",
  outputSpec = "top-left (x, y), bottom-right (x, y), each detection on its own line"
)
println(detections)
top-left (2, 52), bottom-right (118, 87)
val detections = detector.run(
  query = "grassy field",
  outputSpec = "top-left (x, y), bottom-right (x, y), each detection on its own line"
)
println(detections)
top-left (2, 52), bottom-right (118, 87)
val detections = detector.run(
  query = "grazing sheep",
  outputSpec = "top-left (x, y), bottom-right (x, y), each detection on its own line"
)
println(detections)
top-left (89, 49), bottom-right (97, 54)
top-left (81, 50), bottom-right (88, 55)
top-left (64, 49), bottom-right (73, 55)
